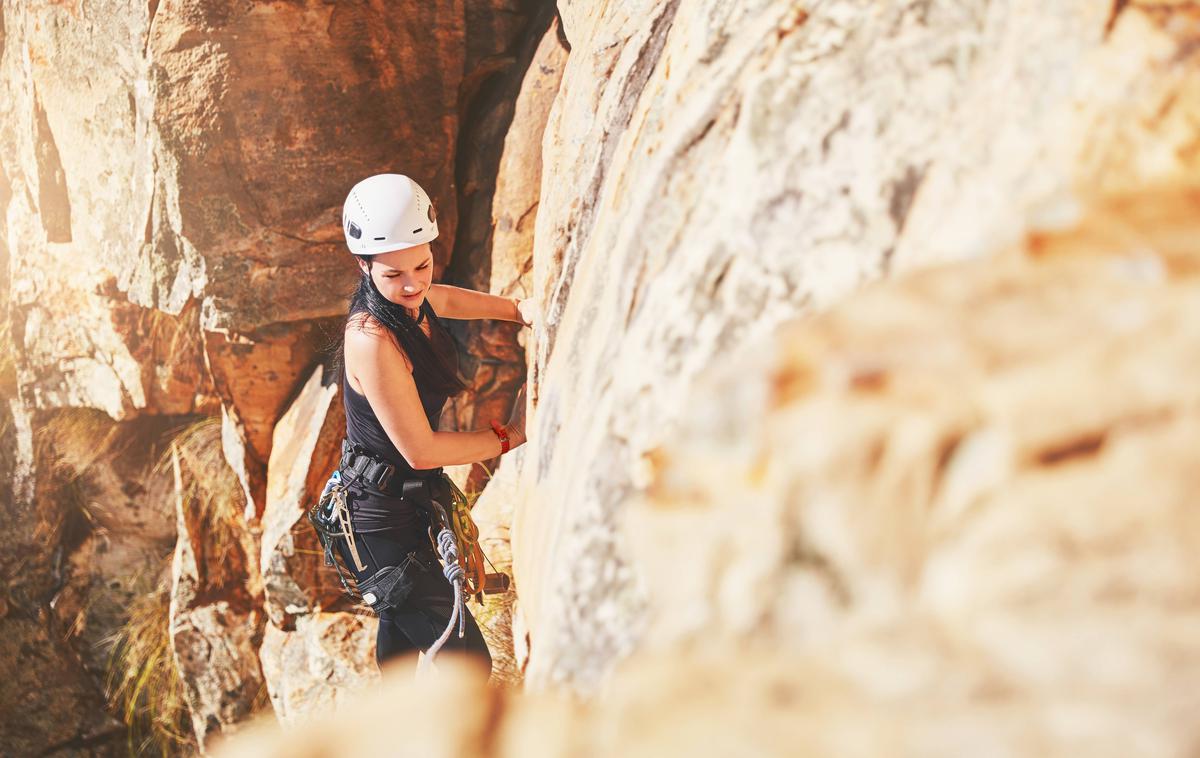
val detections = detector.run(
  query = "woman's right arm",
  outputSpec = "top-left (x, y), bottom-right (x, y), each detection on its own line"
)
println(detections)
top-left (344, 320), bottom-right (525, 469)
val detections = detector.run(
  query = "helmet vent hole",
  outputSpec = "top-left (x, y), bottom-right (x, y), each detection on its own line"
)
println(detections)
top-left (412, 227), bottom-right (423, 234)
top-left (373, 236), bottom-right (386, 241)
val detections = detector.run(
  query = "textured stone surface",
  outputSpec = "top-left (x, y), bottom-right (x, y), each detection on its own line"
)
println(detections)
top-left (169, 442), bottom-right (265, 749)
top-left (258, 612), bottom-right (379, 726)
top-left (145, 0), bottom-right (467, 331)
top-left (214, 644), bottom-right (1200, 758)
top-left (625, 183), bottom-right (1200, 753)
top-left (212, 183), bottom-right (1200, 758)
top-left (12, 281), bottom-right (217, 419)
top-left (511, 0), bottom-right (1200, 692)
top-left (442, 6), bottom-right (564, 491)
top-left (0, 2), bottom-right (215, 420)
top-left (213, 657), bottom-right (495, 758)
top-left (204, 319), bottom-right (338, 517)
top-left (464, 449), bottom-right (527, 686)
top-left (488, 14), bottom-right (567, 303)
top-left (0, 0), bottom-right (548, 750)
top-left (261, 365), bottom-right (346, 628)
top-left (38, 414), bottom-right (181, 670)
top-left (0, 614), bottom-right (123, 757)
top-left (0, 410), bottom-right (183, 756)
top-left (0, 0), bottom-right (525, 425)
top-left (893, 2), bottom-right (1200, 270)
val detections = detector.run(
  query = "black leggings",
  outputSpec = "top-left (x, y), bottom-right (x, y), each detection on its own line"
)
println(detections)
top-left (338, 530), bottom-right (492, 672)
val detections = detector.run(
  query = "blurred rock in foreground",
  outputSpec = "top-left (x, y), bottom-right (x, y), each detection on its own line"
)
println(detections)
top-left (213, 184), bottom-right (1200, 755)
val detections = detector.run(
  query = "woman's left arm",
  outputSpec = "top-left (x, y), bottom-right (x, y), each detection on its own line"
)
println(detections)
top-left (428, 283), bottom-right (524, 323)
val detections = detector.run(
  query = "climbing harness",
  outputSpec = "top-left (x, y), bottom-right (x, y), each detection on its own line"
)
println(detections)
top-left (308, 441), bottom-right (511, 669)
top-left (306, 470), bottom-right (366, 597)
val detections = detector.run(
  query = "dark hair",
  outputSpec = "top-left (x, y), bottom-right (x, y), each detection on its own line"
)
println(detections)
top-left (335, 256), bottom-right (467, 397)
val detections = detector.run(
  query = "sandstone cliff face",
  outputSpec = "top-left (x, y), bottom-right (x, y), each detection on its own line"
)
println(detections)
top-left (256, 365), bottom-right (381, 723)
top-left (0, 411), bottom-right (179, 755)
top-left (443, 6), bottom-right (566, 493)
top-left (0, 0), bottom-right (534, 474)
top-left (508, 0), bottom-right (1200, 692)
top-left (6, 0), bottom-right (1200, 752)
top-left (626, 185), bottom-right (1200, 749)
top-left (0, 0), bottom-right (545, 751)
top-left (214, 182), bottom-right (1200, 756)
top-left (169, 420), bottom-right (266, 750)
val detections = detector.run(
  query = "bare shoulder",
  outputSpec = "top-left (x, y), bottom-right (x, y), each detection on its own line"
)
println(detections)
top-left (424, 284), bottom-right (449, 315)
top-left (346, 310), bottom-right (384, 334)
top-left (344, 312), bottom-right (413, 372)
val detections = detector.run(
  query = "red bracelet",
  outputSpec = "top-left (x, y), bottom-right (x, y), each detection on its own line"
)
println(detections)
top-left (490, 420), bottom-right (510, 454)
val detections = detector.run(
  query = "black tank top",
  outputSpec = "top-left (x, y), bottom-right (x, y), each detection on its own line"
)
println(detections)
top-left (342, 299), bottom-right (458, 538)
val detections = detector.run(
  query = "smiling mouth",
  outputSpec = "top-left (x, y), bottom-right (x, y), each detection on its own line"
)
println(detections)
top-left (401, 291), bottom-right (423, 298)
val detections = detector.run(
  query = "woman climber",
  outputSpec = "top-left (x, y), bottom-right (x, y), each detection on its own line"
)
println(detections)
top-left (329, 172), bottom-right (532, 674)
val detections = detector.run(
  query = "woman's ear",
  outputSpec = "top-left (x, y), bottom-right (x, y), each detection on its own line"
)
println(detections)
top-left (356, 258), bottom-right (371, 276)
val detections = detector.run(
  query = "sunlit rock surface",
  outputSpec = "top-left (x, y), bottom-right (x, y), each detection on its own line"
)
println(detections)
top-left (465, 447), bottom-right (530, 686)
top-left (6, 0), bottom-right (1200, 751)
top-left (443, 7), bottom-right (565, 494)
top-left (261, 366), bottom-right (346, 629)
top-left (257, 365), bottom-right (384, 722)
top-left (511, 0), bottom-right (1200, 692)
top-left (216, 183), bottom-right (1200, 758)
top-left (204, 320), bottom-right (338, 516)
top-left (0, 0), bottom-right (542, 748)
top-left (259, 612), bottom-right (379, 727)
top-left (0, 411), bottom-right (179, 756)
top-left (169, 439), bottom-right (266, 750)
top-left (627, 184), bottom-right (1200, 753)
top-left (213, 657), bottom-right (495, 758)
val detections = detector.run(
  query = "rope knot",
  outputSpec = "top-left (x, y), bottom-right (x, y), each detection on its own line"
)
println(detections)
top-left (443, 561), bottom-right (465, 584)
top-left (420, 502), bottom-right (478, 673)
top-left (435, 528), bottom-right (459, 562)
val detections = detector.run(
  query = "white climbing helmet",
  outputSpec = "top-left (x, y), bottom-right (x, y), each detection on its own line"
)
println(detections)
top-left (342, 173), bottom-right (439, 256)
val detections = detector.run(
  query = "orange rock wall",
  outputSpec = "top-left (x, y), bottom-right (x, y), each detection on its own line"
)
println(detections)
top-left (0, 0), bottom-right (548, 751)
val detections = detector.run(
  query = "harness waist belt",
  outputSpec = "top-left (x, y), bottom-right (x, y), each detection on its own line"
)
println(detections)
top-left (339, 439), bottom-right (443, 498)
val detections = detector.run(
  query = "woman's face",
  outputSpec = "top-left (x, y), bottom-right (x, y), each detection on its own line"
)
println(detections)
top-left (359, 243), bottom-right (434, 313)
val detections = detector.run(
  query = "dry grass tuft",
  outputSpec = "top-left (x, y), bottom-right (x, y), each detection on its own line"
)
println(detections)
top-left (143, 304), bottom-right (203, 374)
top-left (103, 416), bottom-right (249, 754)
top-left (30, 409), bottom-right (121, 553)
top-left (40, 407), bottom-right (126, 475)
top-left (104, 570), bottom-right (196, 757)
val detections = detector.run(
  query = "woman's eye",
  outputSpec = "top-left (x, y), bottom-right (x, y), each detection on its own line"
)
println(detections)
top-left (384, 264), bottom-right (427, 277)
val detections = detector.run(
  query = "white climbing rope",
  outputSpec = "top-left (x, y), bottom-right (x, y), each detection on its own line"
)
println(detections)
top-left (418, 527), bottom-right (467, 673)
